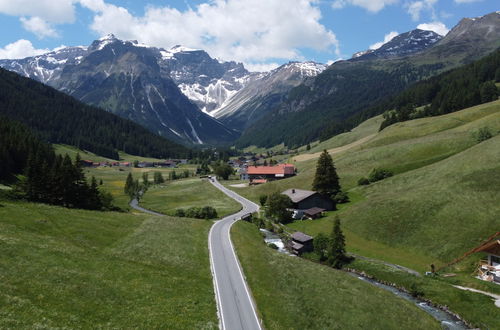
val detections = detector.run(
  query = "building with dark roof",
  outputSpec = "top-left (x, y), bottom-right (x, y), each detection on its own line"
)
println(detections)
top-left (282, 188), bottom-right (334, 211)
top-left (288, 231), bottom-right (313, 255)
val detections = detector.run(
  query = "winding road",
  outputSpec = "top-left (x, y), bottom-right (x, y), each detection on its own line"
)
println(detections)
top-left (208, 177), bottom-right (262, 330)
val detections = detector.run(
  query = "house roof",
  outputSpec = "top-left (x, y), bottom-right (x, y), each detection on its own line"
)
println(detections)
top-left (291, 231), bottom-right (313, 243)
top-left (247, 163), bottom-right (295, 175)
top-left (475, 239), bottom-right (500, 256)
top-left (282, 189), bottom-right (317, 203)
top-left (304, 207), bottom-right (326, 216)
top-left (292, 241), bottom-right (304, 251)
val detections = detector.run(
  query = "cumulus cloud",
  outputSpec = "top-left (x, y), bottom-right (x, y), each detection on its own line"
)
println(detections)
top-left (20, 16), bottom-right (59, 38)
top-left (0, 39), bottom-right (50, 59)
top-left (417, 21), bottom-right (449, 36)
top-left (0, 0), bottom-right (75, 23)
top-left (407, 0), bottom-right (437, 21)
top-left (369, 31), bottom-right (399, 50)
top-left (79, 0), bottom-right (339, 69)
top-left (331, 0), bottom-right (398, 13)
top-left (0, 0), bottom-right (76, 38)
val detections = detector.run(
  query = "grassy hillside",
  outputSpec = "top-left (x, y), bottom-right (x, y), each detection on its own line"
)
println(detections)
top-left (227, 99), bottom-right (500, 265)
top-left (0, 201), bottom-right (217, 328)
top-left (231, 221), bottom-right (440, 330)
top-left (140, 178), bottom-right (241, 217)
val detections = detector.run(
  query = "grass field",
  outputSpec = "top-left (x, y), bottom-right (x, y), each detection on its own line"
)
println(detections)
top-left (0, 201), bottom-right (217, 328)
top-left (231, 221), bottom-right (440, 330)
top-left (227, 100), bottom-right (500, 265)
top-left (140, 178), bottom-right (241, 217)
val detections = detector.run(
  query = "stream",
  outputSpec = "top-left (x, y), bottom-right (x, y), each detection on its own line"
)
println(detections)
top-left (259, 229), bottom-right (469, 329)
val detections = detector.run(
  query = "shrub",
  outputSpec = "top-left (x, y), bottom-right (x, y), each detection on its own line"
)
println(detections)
top-left (357, 177), bottom-right (370, 186)
top-left (368, 168), bottom-right (393, 183)
top-left (333, 191), bottom-right (350, 204)
top-left (259, 194), bottom-right (268, 206)
top-left (175, 209), bottom-right (185, 217)
top-left (475, 127), bottom-right (493, 143)
top-left (268, 243), bottom-right (279, 250)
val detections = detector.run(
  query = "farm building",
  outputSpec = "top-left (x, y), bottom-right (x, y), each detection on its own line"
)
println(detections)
top-left (246, 164), bottom-right (295, 183)
top-left (476, 239), bottom-right (500, 284)
top-left (282, 188), bottom-right (335, 211)
top-left (288, 231), bottom-right (313, 255)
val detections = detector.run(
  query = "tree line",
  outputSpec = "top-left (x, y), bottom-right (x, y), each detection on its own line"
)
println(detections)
top-left (0, 67), bottom-right (189, 160)
top-left (380, 49), bottom-right (500, 129)
top-left (1, 116), bottom-right (114, 210)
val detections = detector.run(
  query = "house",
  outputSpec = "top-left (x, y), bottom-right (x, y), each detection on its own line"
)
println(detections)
top-left (304, 207), bottom-right (326, 220)
top-left (247, 163), bottom-right (295, 183)
top-left (476, 239), bottom-right (500, 284)
top-left (288, 231), bottom-right (313, 255)
top-left (282, 188), bottom-right (335, 211)
top-left (80, 159), bottom-right (94, 167)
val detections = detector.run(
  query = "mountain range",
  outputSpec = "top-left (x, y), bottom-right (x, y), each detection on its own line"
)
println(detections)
top-left (1, 11), bottom-right (499, 149)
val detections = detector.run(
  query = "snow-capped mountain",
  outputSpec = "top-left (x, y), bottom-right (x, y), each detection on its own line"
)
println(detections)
top-left (352, 29), bottom-right (443, 60)
top-left (0, 34), bottom-right (239, 145)
top-left (214, 61), bottom-right (327, 131)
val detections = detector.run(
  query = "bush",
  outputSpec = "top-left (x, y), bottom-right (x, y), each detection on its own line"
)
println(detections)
top-left (368, 168), bottom-right (393, 183)
top-left (357, 177), bottom-right (370, 186)
top-left (333, 191), bottom-right (350, 204)
top-left (259, 194), bottom-right (268, 206)
top-left (474, 127), bottom-right (493, 143)
top-left (268, 243), bottom-right (279, 250)
top-left (175, 209), bottom-right (186, 217)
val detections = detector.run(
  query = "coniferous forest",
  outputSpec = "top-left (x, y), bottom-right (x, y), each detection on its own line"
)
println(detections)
top-left (380, 49), bottom-right (500, 129)
top-left (0, 116), bottom-right (114, 210)
top-left (0, 68), bottom-right (189, 160)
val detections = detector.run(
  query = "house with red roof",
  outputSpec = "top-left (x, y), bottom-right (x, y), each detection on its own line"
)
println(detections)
top-left (246, 163), bottom-right (295, 184)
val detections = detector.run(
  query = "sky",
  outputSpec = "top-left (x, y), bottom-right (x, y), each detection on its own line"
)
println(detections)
top-left (0, 0), bottom-right (497, 71)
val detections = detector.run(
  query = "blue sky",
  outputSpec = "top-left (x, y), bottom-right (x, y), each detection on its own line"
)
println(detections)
top-left (0, 0), bottom-right (497, 71)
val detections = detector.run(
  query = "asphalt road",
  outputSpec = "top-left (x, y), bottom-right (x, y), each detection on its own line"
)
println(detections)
top-left (129, 197), bottom-right (164, 216)
top-left (208, 177), bottom-right (262, 330)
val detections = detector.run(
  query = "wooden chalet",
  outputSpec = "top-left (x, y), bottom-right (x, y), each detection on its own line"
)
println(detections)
top-left (282, 188), bottom-right (334, 211)
top-left (246, 164), bottom-right (295, 184)
top-left (476, 239), bottom-right (500, 284)
top-left (288, 231), bottom-right (313, 255)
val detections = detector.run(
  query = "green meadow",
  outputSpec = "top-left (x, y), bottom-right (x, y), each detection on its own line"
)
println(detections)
top-left (0, 201), bottom-right (217, 329)
top-left (231, 221), bottom-right (440, 330)
top-left (140, 177), bottom-right (241, 217)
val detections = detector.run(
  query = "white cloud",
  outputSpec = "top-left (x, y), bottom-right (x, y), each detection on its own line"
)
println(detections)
top-left (245, 62), bottom-right (280, 72)
top-left (79, 0), bottom-right (339, 69)
top-left (454, 0), bottom-right (483, 3)
top-left (0, 0), bottom-right (75, 23)
top-left (417, 21), bottom-right (449, 36)
top-left (407, 0), bottom-right (437, 21)
top-left (369, 31), bottom-right (399, 50)
top-left (0, 39), bottom-right (50, 59)
top-left (331, 0), bottom-right (398, 13)
top-left (20, 16), bottom-right (59, 38)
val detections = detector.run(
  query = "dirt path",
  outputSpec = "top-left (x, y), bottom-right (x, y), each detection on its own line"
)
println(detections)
top-left (293, 133), bottom-right (376, 162)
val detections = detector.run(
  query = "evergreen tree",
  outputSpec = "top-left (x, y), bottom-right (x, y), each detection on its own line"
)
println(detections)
top-left (328, 216), bottom-right (347, 269)
top-left (480, 81), bottom-right (499, 103)
top-left (142, 172), bottom-right (150, 187)
top-left (312, 150), bottom-right (341, 201)
top-left (314, 233), bottom-right (329, 261)
top-left (124, 173), bottom-right (134, 197)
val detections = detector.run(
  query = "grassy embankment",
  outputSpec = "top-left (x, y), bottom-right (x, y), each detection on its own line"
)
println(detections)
top-left (140, 177), bottom-right (241, 217)
top-left (0, 201), bottom-right (217, 328)
top-left (231, 221), bottom-right (440, 330)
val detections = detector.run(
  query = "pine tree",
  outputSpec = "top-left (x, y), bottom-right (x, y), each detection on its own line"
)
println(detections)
top-left (124, 172), bottom-right (134, 197)
top-left (328, 216), bottom-right (347, 269)
top-left (312, 150), bottom-right (341, 200)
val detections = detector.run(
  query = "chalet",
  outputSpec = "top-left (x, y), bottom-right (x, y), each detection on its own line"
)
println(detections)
top-left (288, 231), bottom-right (313, 255)
top-left (247, 164), bottom-right (295, 183)
top-left (282, 188), bottom-right (335, 211)
top-left (476, 239), bottom-right (500, 284)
